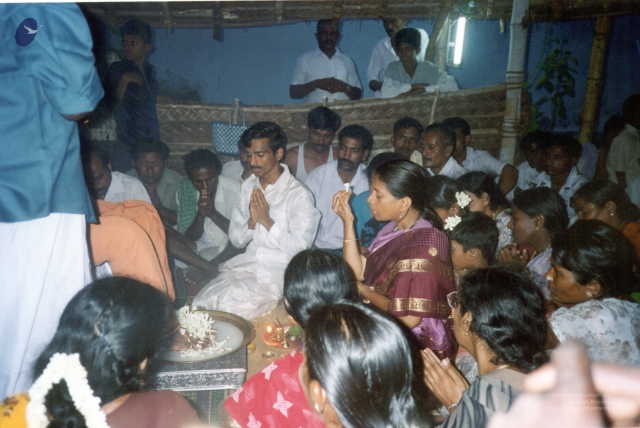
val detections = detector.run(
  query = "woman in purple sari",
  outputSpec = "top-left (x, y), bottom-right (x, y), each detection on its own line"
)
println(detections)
top-left (333, 159), bottom-right (457, 359)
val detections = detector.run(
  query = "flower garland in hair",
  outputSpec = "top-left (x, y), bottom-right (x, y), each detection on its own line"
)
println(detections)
top-left (26, 353), bottom-right (109, 428)
top-left (444, 215), bottom-right (462, 231)
top-left (444, 192), bottom-right (471, 231)
top-left (455, 191), bottom-right (472, 209)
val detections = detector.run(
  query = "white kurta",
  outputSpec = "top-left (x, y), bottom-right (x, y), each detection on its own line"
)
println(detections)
top-left (192, 165), bottom-right (320, 320)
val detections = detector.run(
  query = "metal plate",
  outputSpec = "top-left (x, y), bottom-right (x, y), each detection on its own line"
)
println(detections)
top-left (164, 310), bottom-right (255, 363)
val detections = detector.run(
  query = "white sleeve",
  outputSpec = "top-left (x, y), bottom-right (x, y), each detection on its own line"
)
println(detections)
top-left (290, 55), bottom-right (307, 85)
top-left (129, 179), bottom-right (152, 204)
top-left (367, 43), bottom-right (385, 83)
top-left (417, 28), bottom-right (429, 62)
top-left (345, 57), bottom-right (362, 90)
top-left (380, 63), bottom-right (410, 99)
top-left (477, 151), bottom-right (508, 176)
top-left (267, 187), bottom-right (320, 258)
top-left (424, 70), bottom-right (459, 93)
top-left (228, 185), bottom-right (253, 248)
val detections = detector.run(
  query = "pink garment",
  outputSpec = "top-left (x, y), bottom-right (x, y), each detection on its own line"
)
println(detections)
top-left (225, 351), bottom-right (324, 428)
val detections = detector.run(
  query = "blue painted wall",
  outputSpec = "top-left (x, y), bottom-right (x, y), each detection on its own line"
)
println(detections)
top-left (111, 15), bottom-right (639, 133)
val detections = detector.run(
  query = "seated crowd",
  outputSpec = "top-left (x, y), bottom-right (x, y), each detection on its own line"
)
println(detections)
top-left (3, 7), bottom-right (640, 424)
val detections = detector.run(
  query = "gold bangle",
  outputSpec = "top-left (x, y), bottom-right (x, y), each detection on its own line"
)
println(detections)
top-left (362, 298), bottom-right (371, 304)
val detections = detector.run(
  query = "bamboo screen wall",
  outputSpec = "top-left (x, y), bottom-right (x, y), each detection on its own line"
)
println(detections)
top-left (152, 84), bottom-right (529, 174)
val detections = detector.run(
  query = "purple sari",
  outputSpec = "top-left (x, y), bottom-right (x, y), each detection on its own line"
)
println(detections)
top-left (365, 219), bottom-right (457, 358)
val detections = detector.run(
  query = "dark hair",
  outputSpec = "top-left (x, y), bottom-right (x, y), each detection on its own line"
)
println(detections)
top-left (240, 121), bottom-right (287, 156)
top-left (82, 144), bottom-right (111, 169)
top-left (317, 19), bottom-right (339, 33)
top-left (458, 171), bottom-right (509, 211)
top-left (547, 134), bottom-right (582, 159)
top-left (442, 117), bottom-right (470, 137)
top-left (622, 94), bottom-right (640, 124)
top-left (121, 19), bottom-right (152, 44)
top-left (131, 138), bottom-right (170, 161)
top-left (394, 28), bottom-right (421, 52)
top-left (458, 268), bottom-right (548, 372)
top-left (447, 212), bottom-right (499, 264)
top-left (283, 250), bottom-right (357, 329)
top-left (393, 117), bottom-right (423, 136)
top-left (366, 152), bottom-right (405, 180)
top-left (603, 114), bottom-right (626, 135)
top-left (33, 277), bottom-right (174, 426)
top-left (519, 130), bottom-right (553, 150)
top-left (305, 302), bottom-right (420, 428)
top-left (427, 175), bottom-right (461, 211)
top-left (338, 124), bottom-right (374, 152)
top-left (307, 106), bottom-right (341, 132)
top-left (374, 159), bottom-right (442, 229)
top-left (183, 149), bottom-right (222, 176)
top-left (512, 187), bottom-right (568, 238)
top-left (423, 122), bottom-right (457, 150)
top-left (552, 220), bottom-right (640, 297)
top-left (572, 179), bottom-right (640, 222)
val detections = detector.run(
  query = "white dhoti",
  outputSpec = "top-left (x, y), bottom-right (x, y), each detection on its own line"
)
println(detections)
top-left (192, 250), bottom-right (288, 320)
top-left (0, 213), bottom-right (91, 397)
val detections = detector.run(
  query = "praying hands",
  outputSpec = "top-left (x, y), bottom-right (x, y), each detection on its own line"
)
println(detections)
top-left (248, 187), bottom-right (274, 230)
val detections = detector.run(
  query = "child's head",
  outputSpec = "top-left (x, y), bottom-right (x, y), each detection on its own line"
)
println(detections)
top-left (121, 19), bottom-right (152, 63)
top-left (545, 135), bottom-right (581, 178)
top-left (427, 175), bottom-right (463, 223)
top-left (446, 212), bottom-right (499, 271)
top-left (519, 131), bottom-right (552, 172)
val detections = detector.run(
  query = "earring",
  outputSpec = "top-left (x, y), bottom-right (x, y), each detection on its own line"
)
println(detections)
top-left (463, 330), bottom-right (469, 336)
top-left (586, 291), bottom-right (593, 298)
top-left (536, 226), bottom-right (540, 230)
top-left (314, 403), bottom-right (320, 412)
top-left (610, 212), bottom-right (614, 217)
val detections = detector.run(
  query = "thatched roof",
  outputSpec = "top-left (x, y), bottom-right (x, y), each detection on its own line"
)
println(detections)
top-left (82, 0), bottom-right (640, 33)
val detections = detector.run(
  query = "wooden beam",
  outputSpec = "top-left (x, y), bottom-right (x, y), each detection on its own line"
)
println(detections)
top-left (579, 16), bottom-right (611, 143)
top-left (212, 1), bottom-right (222, 41)
top-left (500, 0), bottom-right (529, 164)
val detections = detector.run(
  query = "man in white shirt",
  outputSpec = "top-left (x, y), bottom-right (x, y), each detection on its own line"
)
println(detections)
top-left (530, 135), bottom-right (589, 224)
top-left (175, 149), bottom-right (241, 268)
top-left (283, 106), bottom-right (341, 181)
top-left (443, 117), bottom-right (519, 195)
top-left (607, 94), bottom-right (640, 189)
top-left (421, 122), bottom-right (468, 179)
top-left (515, 130), bottom-right (553, 194)
top-left (193, 122), bottom-right (320, 320)
top-left (367, 18), bottom-right (429, 97)
top-left (290, 19), bottom-right (362, 104)
top-left (85, 145), bottom-right (151, 203)
top-left (220, 139), bottom-right (252, 184)
top-left (306, 124), bottom-right (372, 254)
top-left (125, 138), bottom-right (183, 226)
top-left (369, 116), bottom-right (423, 164)
top-left (380, 28), bottom-right (458, 99)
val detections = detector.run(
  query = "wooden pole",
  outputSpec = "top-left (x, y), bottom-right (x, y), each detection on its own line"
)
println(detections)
top-left (212, 2), bottom-right (222, 41)
top-left (425, 0), bottom-right (452, 64)
top-left (578, 16), bottom-right (611, 143)
top-left (499, 0), bottom-right (529, 164)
